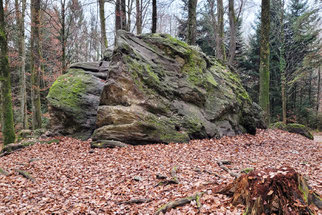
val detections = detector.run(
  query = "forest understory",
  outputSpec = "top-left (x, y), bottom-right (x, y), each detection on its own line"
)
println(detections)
top-left (0, 129), bottom-right (321, 214)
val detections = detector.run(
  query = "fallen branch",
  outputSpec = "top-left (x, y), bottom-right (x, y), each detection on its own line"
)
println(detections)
top-left (154, 192), bottom-right (203, 215)
top-left (194, 167), bottom-right (221, 178)
top-left (217, 160), bottom-right (239, 178)
top-left (15, 169), bottom-right (35, 182)
top-left (119, 198), bottom-right (152, 205)
top-left (0, 167), bottom-right (9, 176)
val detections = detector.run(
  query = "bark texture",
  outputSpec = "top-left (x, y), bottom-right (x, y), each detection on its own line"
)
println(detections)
top-left (216, 0), bottom-right (225, 61)
top-left (152, 0), bottom-right (157, 33)
top-left (187, 0), bottom-right (197, 45)
top-left (259, 0), bottom-right (270, 124)
top-left (15, 0), bottom-right (28, 129)
top-left (228, 0), bottom-right (236, 65)
top-left (0, 0), bottom-right (16, 144)
top-left (30, 0), bottom-right (42, 129)
top-left (99, 0), bottom-right (108, 54)
top-left (136, 0), bottom-right (142, 34)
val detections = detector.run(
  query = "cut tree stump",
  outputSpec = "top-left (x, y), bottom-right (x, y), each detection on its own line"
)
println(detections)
top-left (219, 166), bottom-right (321, 214)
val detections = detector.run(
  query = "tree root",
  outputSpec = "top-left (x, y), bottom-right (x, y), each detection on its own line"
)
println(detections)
top-left (154, 192), bottom-right (204, 215)
top-left (119, 198), bottom-right (152, 205)
top-left (15, 169), bottom-right (35, 182)
top-left (217, 160), bottom-right (239, 178)
top-left (0, 167), bottom-right (9, 176)
top-left (155, 167), bottom-right (179, 187)
top-left (219, 166), bottom-right (322, 214)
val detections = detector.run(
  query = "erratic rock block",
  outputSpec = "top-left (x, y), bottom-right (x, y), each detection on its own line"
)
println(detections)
top-left (47, 31), bottom-right (266, 142)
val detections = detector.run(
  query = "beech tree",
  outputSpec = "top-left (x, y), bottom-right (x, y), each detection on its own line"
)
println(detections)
top-left (15, 0), bottom-right (27, 128)
top-left (0, 0), bottom-right (15, 144)
top-left (30, 0), bottom-right (42, 129)
top-left (259, 0), bottom-right (270, 124)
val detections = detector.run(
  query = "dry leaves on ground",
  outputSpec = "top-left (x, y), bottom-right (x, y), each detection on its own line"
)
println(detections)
top-left (0, 129), bottom-right (321, 214)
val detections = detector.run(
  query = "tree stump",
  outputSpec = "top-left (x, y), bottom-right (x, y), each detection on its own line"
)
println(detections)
top-left (220, 166), bottom-right (321, 214)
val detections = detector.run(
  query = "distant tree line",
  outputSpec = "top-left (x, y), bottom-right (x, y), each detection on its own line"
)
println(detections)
top-left (0, 0), bottom-right (321, 144)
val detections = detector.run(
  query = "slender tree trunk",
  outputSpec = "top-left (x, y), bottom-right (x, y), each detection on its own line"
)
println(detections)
top-left (136, 0), bottom-right (142, 34)
top-left (121, 0), bottom-right (127, 30)
top-left (279, 0), bottom-right (286, 124)
top-left (15, 0), bottom-right (28, 129)
top-left (152, 0), bottom-right (157, 33)
top-left (30, 0), bottom-right (42, 130)
top-left (259, 0), bottom-right (270, 124)
top-left (216, 0), bottom-right (225, 61)
top-left (187, 0), bottom-right (197, 45)
top-left (61, 0), bottom-right (66, 74)
top-left (99, 0), bottom-right (108, 55)
top-left (228, 0), bottom-right (236, 65)
top-left (127, 0), bottom-right (133, 31)
top-left (115, 0), bottom-right (121, 31)
top-left (317, 66), bottom-right (321, 113)
top-left (0, 0), bottom-right (16, 144)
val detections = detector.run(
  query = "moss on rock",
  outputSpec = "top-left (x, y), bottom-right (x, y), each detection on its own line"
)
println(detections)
top-left (270, 122), bottom-right (313, 140)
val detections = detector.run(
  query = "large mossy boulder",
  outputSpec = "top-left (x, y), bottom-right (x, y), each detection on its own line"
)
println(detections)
top-left (47, 66), bottom-right (106, 139)
top-left (90, 31), bottom-right (266, 144)
top-left (270, 122), bottom-right (314, 140)
top-left (47, 31), bottom-right (266, 142)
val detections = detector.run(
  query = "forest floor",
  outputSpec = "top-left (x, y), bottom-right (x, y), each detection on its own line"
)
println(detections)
top-left (0, 129), bottom-right (321, 214)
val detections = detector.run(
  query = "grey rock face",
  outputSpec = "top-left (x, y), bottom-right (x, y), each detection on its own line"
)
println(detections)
top-left (48, 31), bottom-right (266, 142)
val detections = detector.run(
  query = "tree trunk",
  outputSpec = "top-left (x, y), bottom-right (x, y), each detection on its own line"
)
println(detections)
top-left (0, 0), bottom-right (16, 144)
top-left (30, 0), bottom-right (42, 130)
top-left (136, 0), bottom-right (142, 34)
top-left (152, 0), bottom-right (157, 33)
top-left (15, 0), bottom-right (28, 129)
top-left (228, 0), bottom-right (236, 66)
top-left (279, 0), bottom-right (286, 124)
top-left (317, 66), bottom-right (321, 113)
top-left (115, 0), bottom-right (121, 31)
top-left (216, 0), bottom-right (225, 61)
top-left (187, 0), bottom-right (197, 45)
top-left (127, 0), bottom-right (134, 31)
top-left (61, 0), bottom-right (66, 74)
top-left (121, 0), bottom-right (127, 30)
top-left (259, 0), bottom-right (270, 125)
top-left (99, 0), bottom-right (108, 55)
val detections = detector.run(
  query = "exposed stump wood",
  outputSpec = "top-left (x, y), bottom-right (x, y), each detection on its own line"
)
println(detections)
top-left (220, 166), bottom-right (321, 214)
top-left (154, 192), bottom-right (203, 215)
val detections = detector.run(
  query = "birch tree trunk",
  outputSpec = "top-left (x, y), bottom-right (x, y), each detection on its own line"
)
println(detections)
top-left (30, 0), bottom-right (42, 130)
top-left (0, 0), bottom-right (16, 144)
top-left (259, 0), bottom-right (270, 124)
